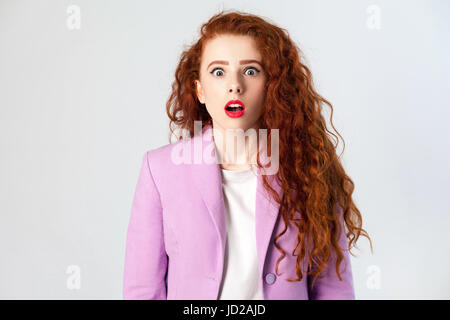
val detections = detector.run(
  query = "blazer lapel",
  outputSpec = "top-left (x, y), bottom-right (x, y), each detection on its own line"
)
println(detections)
top-left (187, 125), bottom-right (227, 278)
top-left (254, 151), bottom-right (283, 279)
top-left (187, 124), bottom-right (282, 282)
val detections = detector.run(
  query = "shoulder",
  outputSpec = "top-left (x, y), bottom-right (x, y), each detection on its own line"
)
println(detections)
top-left (140, 138), bottom-right (196, 195)
top-left (144, 139), bottom-right (182, 168)
top-left (146, 140), bottom-right (180, 160)
top-left (143, 137), bottom-right (196, 178)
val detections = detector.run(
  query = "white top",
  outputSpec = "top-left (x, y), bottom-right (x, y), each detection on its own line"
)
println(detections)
top-left (218, 165), bottom-right (263, 300)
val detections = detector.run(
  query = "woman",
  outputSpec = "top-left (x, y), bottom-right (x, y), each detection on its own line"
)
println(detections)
top-left (123, 10), bottom-right (372, 300)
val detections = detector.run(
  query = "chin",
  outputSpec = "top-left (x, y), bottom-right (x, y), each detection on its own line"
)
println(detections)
top-left (223, 121), bottom-right (252, 132)
top-left (212, 116), bottom-right (259, 133)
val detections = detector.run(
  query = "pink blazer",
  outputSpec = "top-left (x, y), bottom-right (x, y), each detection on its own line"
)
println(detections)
top-left (123, 124), bottom-right (355, 300)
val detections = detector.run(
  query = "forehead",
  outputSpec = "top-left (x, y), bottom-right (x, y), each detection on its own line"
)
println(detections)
top-left (201, 34), bottom-right (262, 65)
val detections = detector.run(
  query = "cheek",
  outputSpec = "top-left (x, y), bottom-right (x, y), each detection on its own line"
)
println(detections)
top-left (202, 81), bottom-right (221, 100)
top-left (203, 84), bottom-right (225, 114)
top-left (254, 82), bottom-right (267, 104)
top-left (253, 102), bottom-right (265, 118)
top-left (251, 84), bottom-right (267, 117)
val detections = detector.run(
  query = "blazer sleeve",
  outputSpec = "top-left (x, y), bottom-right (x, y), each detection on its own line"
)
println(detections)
top-left (307, 204), bottom-right (356, 300)
top-left (123, 151), bottom-right (168, 300)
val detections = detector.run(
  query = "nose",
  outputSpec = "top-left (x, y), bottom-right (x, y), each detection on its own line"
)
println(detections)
top-left (228, 69), bottom-right (244, 94)
top-left (228, 84), bottom-right (241, 94)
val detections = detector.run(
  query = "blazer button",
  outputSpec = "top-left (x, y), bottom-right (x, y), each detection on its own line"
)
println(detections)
top-left (264, 273), bottom-right (276, 285)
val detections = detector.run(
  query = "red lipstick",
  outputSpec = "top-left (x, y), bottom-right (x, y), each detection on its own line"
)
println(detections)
top-left (224, 99), bottom-right (245, 118)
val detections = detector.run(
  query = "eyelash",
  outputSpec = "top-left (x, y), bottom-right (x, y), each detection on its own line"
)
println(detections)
top-left (210, 66), bottom-right (261, 77)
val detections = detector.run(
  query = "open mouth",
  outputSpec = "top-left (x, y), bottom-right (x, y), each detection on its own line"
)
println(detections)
top-left (225, 105), bottom-right (244, 112)
top-left (224, 100), bottom-right (245, 118)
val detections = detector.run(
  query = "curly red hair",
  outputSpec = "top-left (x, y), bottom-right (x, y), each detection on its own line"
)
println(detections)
top-left (166, 9), bottom-right (373, 289)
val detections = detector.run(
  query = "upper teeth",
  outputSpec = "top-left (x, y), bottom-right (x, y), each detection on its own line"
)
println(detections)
top-left (228, 104), bottom-right (243, 108)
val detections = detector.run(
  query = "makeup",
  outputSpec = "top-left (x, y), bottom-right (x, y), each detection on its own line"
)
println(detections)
top-left (224, 99), bottom-right (245, 118)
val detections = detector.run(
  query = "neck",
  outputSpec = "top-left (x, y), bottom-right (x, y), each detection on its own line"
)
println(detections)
top-left (211, 122), bottom-right (261, 171)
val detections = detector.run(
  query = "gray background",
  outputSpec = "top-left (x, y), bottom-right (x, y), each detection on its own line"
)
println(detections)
top-left (1, 0), bottom-right (449, 299)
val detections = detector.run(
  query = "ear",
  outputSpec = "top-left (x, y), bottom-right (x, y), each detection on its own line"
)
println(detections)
top-left (194, 80), bottom-right (205, 104)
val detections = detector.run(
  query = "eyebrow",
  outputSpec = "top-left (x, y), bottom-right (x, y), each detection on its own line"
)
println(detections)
top-left (206, 59), bottom-right (262, 69)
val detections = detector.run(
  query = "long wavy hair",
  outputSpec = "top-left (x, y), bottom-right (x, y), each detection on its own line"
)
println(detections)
top-left (166, 10), bottom-right (373, 288)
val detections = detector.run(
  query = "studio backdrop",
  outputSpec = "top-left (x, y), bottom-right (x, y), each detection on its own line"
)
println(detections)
top-left (0, 0), bottom-right (449, 299)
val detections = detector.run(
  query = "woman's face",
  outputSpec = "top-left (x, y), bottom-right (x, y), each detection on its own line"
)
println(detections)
top-left (195, 34), bottom-right (267, 132)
